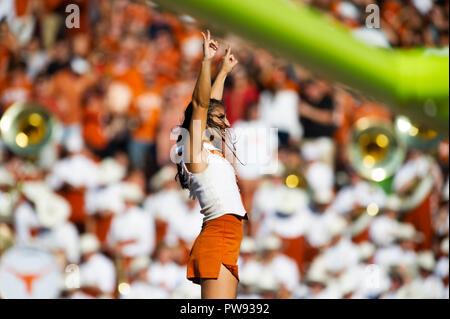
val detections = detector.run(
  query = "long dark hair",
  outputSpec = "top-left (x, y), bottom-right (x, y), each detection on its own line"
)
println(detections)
top-left (175, 99), bottom-right (239, 189)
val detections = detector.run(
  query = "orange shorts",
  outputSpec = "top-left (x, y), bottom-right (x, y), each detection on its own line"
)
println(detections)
top-left (187, 214), bottom-right (244, 285)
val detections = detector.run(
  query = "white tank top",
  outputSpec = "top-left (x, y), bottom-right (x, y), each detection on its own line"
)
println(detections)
top-left (180, 142), bottom-right (247, 222)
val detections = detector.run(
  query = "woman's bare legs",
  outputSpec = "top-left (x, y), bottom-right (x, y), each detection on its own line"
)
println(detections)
top-left (200, 264), bottom-right (238, 299)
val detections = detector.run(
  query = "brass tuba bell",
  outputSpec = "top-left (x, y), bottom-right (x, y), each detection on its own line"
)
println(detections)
top-left (395, 115), bottom-right (441, 153)
top-left (0, 102), bottom-right (54, 157)
top-left (349, 117), bottom-right (406, 182)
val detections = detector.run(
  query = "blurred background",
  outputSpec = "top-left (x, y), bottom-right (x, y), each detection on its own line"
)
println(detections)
top-left (0, 0), bottom-right (448, 299)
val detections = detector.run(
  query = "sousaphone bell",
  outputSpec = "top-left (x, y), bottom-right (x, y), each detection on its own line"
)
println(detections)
top-left (349, 117), bottom-right (406, 182)
top-left (0, 102), bottom-right (54, 157)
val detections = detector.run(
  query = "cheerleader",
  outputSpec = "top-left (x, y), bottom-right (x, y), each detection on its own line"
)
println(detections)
top-left (175, 30), bottom-right (246, 298)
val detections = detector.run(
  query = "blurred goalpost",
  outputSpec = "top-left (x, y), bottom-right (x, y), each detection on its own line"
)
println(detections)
top-left (149, 0), bottom-right (449, 134)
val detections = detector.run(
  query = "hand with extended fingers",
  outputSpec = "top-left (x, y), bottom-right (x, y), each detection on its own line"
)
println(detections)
top-left (221, 46), bottom-right (239, 74)
top-left (201, 29), bottom-right (219, 61)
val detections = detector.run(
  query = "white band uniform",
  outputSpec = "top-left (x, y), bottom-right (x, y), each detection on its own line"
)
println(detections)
top-left (180, 142), bottom-right (247, 223)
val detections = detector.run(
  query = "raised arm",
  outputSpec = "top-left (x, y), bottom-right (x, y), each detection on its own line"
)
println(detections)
top-left (188, 30), bottom-right (218, 172)
top-left (211, 46), bottom-right (239, 100)
top-left (192, 30), bottom-right (217, 109)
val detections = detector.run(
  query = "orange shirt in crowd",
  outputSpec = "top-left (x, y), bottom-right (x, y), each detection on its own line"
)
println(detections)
top-left (114, 67), bottom-right (145, 98)
top-left (57, 187), bottom-right (89, 224)
top-left (132, 89), bottom-right (162, 143)
top-left (156, 82), bottom-right (192, 166)
top-left (0, 45), bottom-right (9, 93)
top-left (16, 0), bottom-right (73, 16)
top-left (49, 70), bottom-right (94, 125)
top-left (382, 0), bottom-right (402, 27)
top-left (106, 59), bottom-right (146, 99)
top-left (333, 91), bottom-right (357, 145)
top-left (38, 94), bottom-right (64, 121)
top-left (0, 45), bottom-right (9, 68)
top-left (125, 2), bottom-right (152, 26)
top-left (83, 105), bottom-right (108, 150)
top-left (45, 0), bottom-right (65, 12)
top-left (15, 0), bottom-right (31, 17)
top-left (0, 74), bottom-right (32, 110)
top-left (154, 48), bottom-right (181, 88)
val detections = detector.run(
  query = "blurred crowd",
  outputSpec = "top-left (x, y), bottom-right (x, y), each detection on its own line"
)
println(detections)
top-left (0, 0), bottom-right (448, 299)
top-left (304, 0), bottom-right (449, 48)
